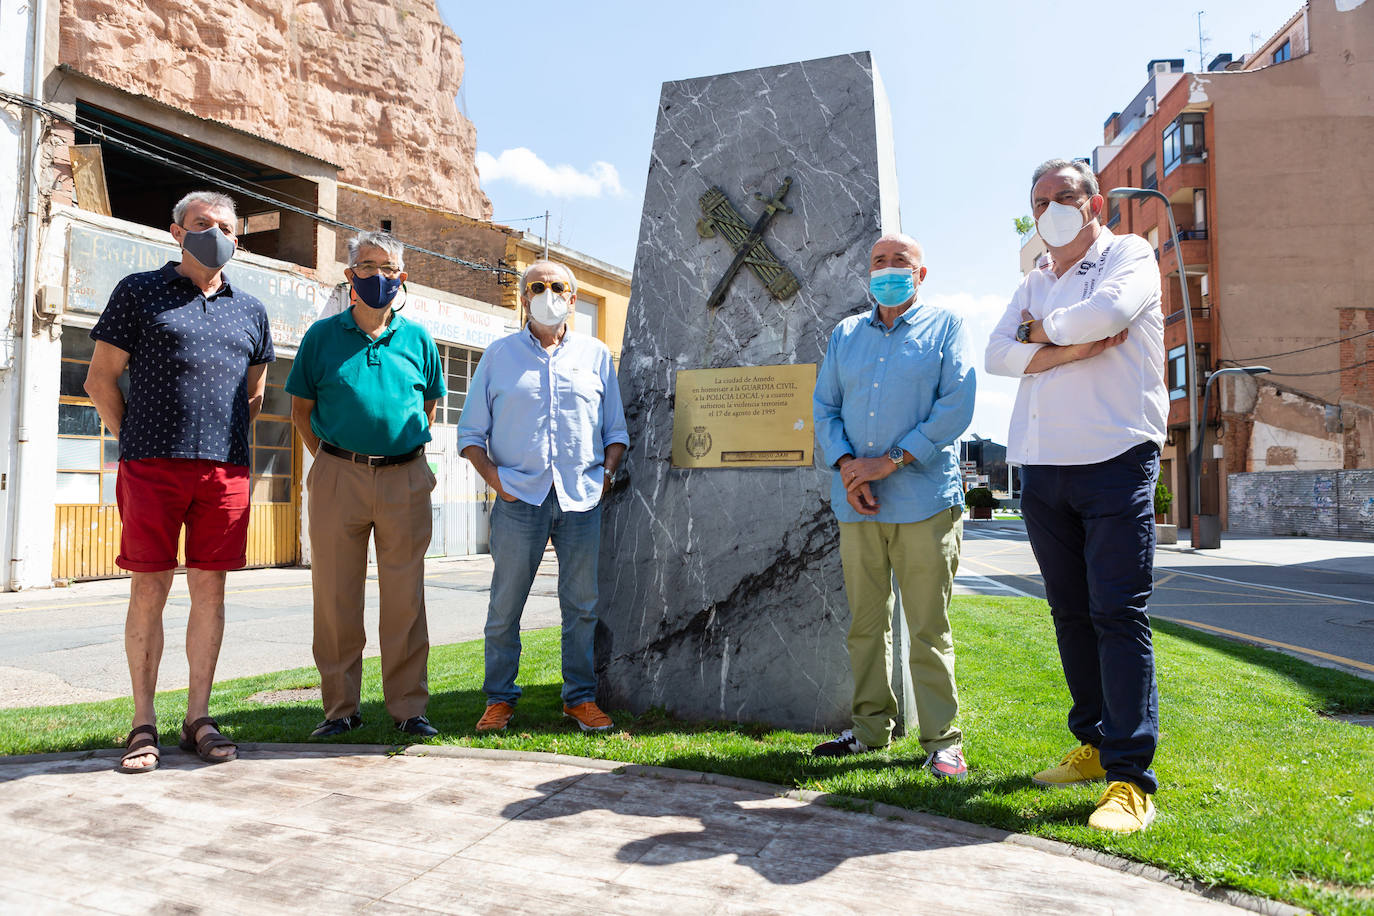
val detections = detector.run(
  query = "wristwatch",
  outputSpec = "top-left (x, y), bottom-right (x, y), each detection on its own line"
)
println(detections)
top-left (1016, 319), bottom-right (1034, 343)
top-left (888, 446), bottom-right (906, 468)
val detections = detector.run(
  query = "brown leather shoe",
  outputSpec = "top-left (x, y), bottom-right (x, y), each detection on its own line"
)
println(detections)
top-left (475, 702), bottom-right (515, 732)
top-left (562, 701), bottom-right (614, 733)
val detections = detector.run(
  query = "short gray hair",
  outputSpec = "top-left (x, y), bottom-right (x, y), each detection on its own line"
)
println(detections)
top-left (172, 191), bottom-right (237, 226)
top-left (519, 260), bottom-right (576, 297)
top-left (348, 231), bottom-right (405, 270)
top-left (1030, 158), bottom-right (1099, 200)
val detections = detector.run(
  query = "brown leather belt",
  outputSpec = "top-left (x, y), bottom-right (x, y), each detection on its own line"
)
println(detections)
top-left (319, 442), bottom-right (424, 467)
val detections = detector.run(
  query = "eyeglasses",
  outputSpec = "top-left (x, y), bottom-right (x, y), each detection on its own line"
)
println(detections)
top-left (352, 263), bottom-right (402, 278)
top-left (527, 280), bottom-right (572, 295)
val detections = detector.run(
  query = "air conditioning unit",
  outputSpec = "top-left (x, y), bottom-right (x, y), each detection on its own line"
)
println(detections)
top-left (1153, 61), bottom-right (1171, 74)
top-left (1199, 274), bottom-right (1209, 297)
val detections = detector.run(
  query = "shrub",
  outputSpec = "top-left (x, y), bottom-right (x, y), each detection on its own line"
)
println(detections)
top-left (964, 487), bottom-right (999, 509)
top-left (1154, 479), bottom-right (1173, 517)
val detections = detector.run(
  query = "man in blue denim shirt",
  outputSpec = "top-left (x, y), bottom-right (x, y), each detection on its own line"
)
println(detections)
top-left (811, 234), bottom-right (976, 779)
top-left (458, 260), bottom-right (629, 734)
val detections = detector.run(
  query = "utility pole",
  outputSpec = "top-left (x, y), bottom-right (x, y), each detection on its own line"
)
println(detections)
top-left (542, 210), bottom-right (550, 259)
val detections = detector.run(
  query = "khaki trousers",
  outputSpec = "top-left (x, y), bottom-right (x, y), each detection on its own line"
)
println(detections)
top-left (307, 449), bottom-right (435, 721)
top-left (838, 506), bottom-right (963, 751)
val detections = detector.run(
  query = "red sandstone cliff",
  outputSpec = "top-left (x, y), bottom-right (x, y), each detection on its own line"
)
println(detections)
top-left (59, 0), bottom-right (490, 218)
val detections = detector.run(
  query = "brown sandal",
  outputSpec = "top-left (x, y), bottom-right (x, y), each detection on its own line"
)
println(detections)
top-left (115, 724), bottom-right (160, 774)
top-left (178, 716), bottom-right (238, 764)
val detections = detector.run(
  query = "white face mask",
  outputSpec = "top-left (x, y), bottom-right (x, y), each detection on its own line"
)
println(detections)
top-left (1036, 200), bottom-right (1092, 248)
top-left (528, 289), bottom-right (571, 327)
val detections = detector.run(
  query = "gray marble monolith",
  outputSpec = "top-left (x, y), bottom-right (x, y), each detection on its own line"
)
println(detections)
top-left (596, 52), bottom-right (907, 731)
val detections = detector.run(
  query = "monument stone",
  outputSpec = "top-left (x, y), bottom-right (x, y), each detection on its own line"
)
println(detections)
top-left (597, 52), bottom-right (907, 730)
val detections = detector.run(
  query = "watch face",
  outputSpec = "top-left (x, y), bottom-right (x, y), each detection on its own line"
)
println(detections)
top-left (889, 447), bottom-right (904, 463)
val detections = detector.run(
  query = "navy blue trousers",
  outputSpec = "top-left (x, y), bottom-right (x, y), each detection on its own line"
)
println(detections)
top-left (1021, 442), bottom-right (1160, 795)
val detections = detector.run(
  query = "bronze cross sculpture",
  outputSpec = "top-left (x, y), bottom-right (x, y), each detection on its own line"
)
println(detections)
top-left (696, 177), bottom-right (801, 309)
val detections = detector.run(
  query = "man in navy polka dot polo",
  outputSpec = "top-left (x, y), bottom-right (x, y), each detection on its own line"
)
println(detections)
top-left (85, 191), bottom-right (275, 774)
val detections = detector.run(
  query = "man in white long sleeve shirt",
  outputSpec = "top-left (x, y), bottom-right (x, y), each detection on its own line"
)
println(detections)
top-left (985, 159), bottom-right (1167, 835)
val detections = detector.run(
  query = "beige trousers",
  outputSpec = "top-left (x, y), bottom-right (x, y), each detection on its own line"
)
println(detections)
top-left (307, 449), bottom-right (435, 721)
top-left (838, 506), bottom-right (963, 751)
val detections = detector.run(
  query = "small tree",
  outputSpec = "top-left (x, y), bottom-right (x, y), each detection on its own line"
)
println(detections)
top-left (1154, 480), bottom-right (1173, 518)
top-left (1013, 215), bottom-right (1034, 239)
top-left (965, 487), bottom-right (999, 509)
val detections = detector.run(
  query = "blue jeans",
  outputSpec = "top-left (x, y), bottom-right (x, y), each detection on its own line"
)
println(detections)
top-left (1021, 442), bottom-right (1161, 795)
top-left (484, 487), bottom-right (602, 707)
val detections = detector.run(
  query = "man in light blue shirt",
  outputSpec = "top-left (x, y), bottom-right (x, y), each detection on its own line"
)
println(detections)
top-left (458, 260), bottom-right (629, 735)
top-left (811, 233), bottom-right (976, 778)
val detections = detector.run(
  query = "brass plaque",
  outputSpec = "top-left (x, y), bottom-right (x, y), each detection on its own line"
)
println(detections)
top-left (671, 364), bottom-right (815, 468)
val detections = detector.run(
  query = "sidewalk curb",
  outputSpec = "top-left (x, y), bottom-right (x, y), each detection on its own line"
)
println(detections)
top-left (0, 742), bottom-right (1308, 915)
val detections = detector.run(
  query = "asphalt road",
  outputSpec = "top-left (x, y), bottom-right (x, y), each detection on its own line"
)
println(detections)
top-left (0, 553), bottom-right (563, 708)
top-left (0, 525), bottom-right (1369, 709)
top-left (956, 521), bottom-right (1374, 679)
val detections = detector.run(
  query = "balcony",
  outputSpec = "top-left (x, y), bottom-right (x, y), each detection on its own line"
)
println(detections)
top-left (1159, 233), bottom-right (1209, 279)
top-left (1160, 159), bottom-right (1208, 200)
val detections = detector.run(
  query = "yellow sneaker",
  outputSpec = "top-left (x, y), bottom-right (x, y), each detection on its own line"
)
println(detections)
top-left (1088, 781), bottom-right (1156, 834)
top-left (1031, 743), bottom-right (1107, 788)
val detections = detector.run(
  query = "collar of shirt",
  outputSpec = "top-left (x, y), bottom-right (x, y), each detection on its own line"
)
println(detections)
top-left (1043, 228), bottom-right (1112, 286)
top-left (522, 322), bottom-right (567, 355)
top-left (866, 300), bottom-right (922, 329)
top-left (159, 260), bottom-right (235, 299)
top-left (340, 306), bottom-right (405, 342)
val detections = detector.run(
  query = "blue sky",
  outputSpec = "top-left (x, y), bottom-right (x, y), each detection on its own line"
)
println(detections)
top-left (436, 0), bottom-right (1304, 441)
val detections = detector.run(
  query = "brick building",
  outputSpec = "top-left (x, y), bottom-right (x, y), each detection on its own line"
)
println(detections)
top-left (1076, 0), bottom-right (1374, 529)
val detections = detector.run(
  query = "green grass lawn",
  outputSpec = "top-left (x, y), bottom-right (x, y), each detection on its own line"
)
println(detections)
top-left (2, 596), bottom-right (1372, 914)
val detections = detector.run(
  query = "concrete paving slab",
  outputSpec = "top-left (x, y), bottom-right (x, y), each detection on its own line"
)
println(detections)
top-left (0, 746), bottom-right (1291, 915)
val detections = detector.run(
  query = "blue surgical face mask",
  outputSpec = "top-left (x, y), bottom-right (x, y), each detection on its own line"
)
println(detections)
top-left (351, 273), bottom-right (404, 310)
top-left (869, 267), bottom-right (916, 307)
top-left (179, 225), bottom-right (235, 271)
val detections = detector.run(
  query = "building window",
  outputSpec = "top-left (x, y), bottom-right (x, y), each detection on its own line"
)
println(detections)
top-left (1147, 226), bottom-right (1159, 258)
top-left (56, 332), bottom-right (122, 504)
top-left (1272, 39), bottom-right (1291, 64)
top-left (575, 291), bottom-right (601, 338)
top-left (1162, 114), bottom-right (1206, 176)
top-left (439, 343), bottom-right (482, 425)
top-left (1141, 155), bottom-right (1157, 190)
top-left (1168, 346), bottom-right (1187, 401)
top-left (1105, 196), bottom-right (1120, 228)
top-left (252, 361), bottom-right (294, 504)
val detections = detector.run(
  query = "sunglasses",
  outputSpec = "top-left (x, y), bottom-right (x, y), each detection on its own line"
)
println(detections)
top-left (527, 280), bottom-right (572, 295)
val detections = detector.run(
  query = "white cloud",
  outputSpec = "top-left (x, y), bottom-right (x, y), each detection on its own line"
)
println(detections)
top-left (476, 148), bottom-right (623, 198)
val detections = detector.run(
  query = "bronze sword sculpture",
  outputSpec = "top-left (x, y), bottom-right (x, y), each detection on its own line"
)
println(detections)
top-left (697, 176), bottom-right (801, 309)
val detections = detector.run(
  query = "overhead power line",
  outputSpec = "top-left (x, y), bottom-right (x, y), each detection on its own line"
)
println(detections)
top-left (0, 89), bottom-right (517, 278)
top-left (1227, 328), bottom-right (1374, 362)
top-left (1258, 354), bottom-right (1374, 376)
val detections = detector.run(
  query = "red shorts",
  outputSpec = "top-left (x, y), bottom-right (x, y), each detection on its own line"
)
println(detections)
top-left (115, 459), bottom-right (251, 572)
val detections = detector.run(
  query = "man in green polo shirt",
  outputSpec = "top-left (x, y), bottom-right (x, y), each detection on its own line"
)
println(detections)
top-left (286, 231), bottom-right (445, 739)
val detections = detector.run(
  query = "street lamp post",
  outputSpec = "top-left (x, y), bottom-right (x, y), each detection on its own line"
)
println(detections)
top-left (1193, 366), bottom-right (1271, 549)
top-left (1108, 187), bottom-right (1199, 537)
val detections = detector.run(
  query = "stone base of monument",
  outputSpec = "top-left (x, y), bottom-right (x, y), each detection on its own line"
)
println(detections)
top-left (597, 52), bottom-right (910, 733)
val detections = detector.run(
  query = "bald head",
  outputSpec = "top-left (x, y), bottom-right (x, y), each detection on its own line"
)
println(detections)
top-left (869, 233), bottom-right (926, 282)
top-left (870, 233), bottom-right (924, 266)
